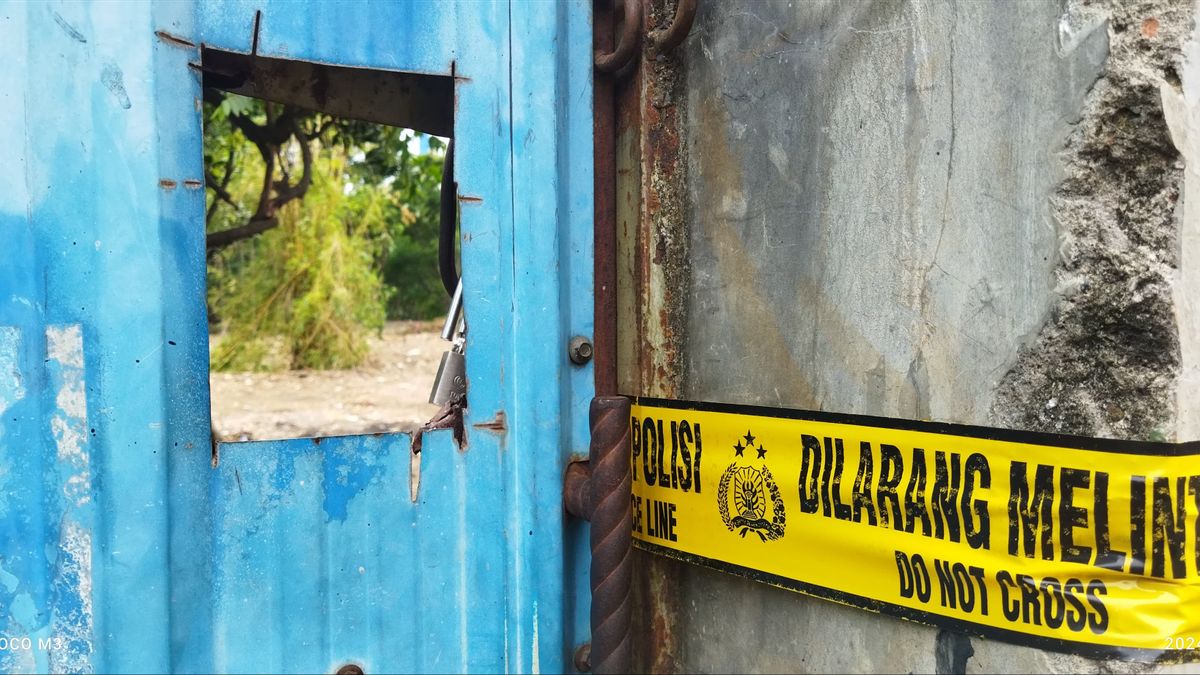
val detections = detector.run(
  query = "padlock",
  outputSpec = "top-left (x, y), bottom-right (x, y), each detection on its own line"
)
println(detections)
top-left (429, 279), bottom-right (467, 405)
top-left (429, 348), bottom-right (466, 406)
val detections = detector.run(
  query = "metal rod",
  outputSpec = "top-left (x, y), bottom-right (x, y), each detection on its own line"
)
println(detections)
top-left (439, 138), bottom-right (459, 297)
top-left (585, 396), bottom-right (632, 674)
top-left (441, 279), bottom-right (464, 342)
top-left (594, 0), bottom-right (642, 74)
top-left (593, 0), bottom-right (619, 397)
top-left (564, 397), bottom-right (633, 674)
top-left (647, 0), bottom-right (697, 55)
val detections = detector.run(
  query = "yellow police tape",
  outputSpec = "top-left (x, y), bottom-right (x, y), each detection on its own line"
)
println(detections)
top-left (630, 397), bottom-right (1200, 661)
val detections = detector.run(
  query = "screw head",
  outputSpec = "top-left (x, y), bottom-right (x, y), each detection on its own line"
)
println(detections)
top-left (568, 335), bottom-right (594, 365)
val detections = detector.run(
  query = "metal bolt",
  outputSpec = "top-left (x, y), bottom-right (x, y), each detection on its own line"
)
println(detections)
top-left (336, 664), bottom-right (364, 675)
top-left (568, 335), bottom-right (594, 365)
top-left (573, 643), bottom-right (592, 673)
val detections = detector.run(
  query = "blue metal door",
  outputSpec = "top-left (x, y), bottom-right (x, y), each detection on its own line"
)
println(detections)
top-left (0, 2), bottom-right (594, 672)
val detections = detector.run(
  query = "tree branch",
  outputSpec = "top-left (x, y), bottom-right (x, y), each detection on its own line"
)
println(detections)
top-left (313, 116), bottom-right (337, 140)
top-left (206, 217), bottom-right (279, 253)
top-left (205, 145), bottom-right (239, 224)
top-left (207, 110), bottom-right (314, 253)
top-left (273, 121), bottom-right (313, 207)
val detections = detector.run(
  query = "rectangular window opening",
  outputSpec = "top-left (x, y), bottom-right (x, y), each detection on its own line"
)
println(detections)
top-left (201, 48), bottom-right (457, 441)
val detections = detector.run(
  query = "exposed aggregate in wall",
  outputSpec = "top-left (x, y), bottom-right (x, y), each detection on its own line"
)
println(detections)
top-left (992, 0), bottom-right (1190, 441)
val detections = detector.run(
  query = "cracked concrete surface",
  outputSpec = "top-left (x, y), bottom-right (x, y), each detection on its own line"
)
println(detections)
top-left (684, 0), bottom-right (1108, 428)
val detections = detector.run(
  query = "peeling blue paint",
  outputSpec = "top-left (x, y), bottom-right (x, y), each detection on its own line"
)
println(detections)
top-left (0, 327), bottom-right (25, 416)
top-left (322, 437), bottom-right (389, 523)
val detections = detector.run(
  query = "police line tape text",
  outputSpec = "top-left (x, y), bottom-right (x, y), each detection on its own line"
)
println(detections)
top-left (630, 417), bottom-right (703, 494)
top-left (631, 414), bottom-right (1200, 582)
top-left (894, 550), bottom-right (1110, 634)
top-left (632, 495), bottom-right (678, 542)
top-left (799, 434), bottom-right (1198, 581)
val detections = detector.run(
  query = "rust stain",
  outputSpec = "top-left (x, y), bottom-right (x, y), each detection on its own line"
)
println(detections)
top-left (183, 179), bottom-right (203, 190)
top-left (618, 2), bottom-right (691, 670)
top-left (159, 179), bottom-right (177, 190)
top-left (154, 30), bottom-right (196, 49)
top-left (471, 411), bottom-right (507, 433)
top-left (647, 563), bottom-right (681, 674)
top-left (412, 400), bottom-right (466, 454)
top-left (449, 59), bottom-right (472, 84)
top-left (1142, 17), bottom-right (1160, 38)
top-left (457, 195), bottom-right (483, 204)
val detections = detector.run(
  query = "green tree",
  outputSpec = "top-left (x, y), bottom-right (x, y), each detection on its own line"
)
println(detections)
top-left (204, 93), bottom-right (446, 371)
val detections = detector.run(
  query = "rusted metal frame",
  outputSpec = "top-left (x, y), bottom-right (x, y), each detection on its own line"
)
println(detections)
top-left (646, 0), bottom-right (696, 55)
top-left (198, 48), bottom-right (455, 137)
top-left (616, 0), bottom-right (697, 671)
top-left (564, 397), bottom-right (634, 674)
top-left (594, 0), bottom-right (643, 74)
top-left (571, 4), bottom-right (632, 673)
top-left (581, 1), bottom-right (697, 672)
top-left (593, 0), bottom-right (620, 397)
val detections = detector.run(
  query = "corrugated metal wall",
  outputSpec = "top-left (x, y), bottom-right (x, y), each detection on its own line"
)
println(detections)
top-left (0, 2), bottom-right (594, 672)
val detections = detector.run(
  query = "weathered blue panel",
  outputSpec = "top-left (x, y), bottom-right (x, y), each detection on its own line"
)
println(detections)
top-left (198, 1), bottom-right (456, 75)
top-left (1, 1), bottom-right (211, 672)
top-left (506, 2), bottom-right (597, 664)
top-left (0, 0), bottom-right (593, 672)
top-left (210, 433), bottom-right (487, 673)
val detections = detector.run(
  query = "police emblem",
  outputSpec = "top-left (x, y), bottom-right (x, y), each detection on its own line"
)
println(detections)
top-left (717, 430), bottom-right (786, 541)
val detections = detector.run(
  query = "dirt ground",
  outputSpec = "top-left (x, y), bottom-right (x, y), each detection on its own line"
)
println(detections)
top-left (210, 320), bottom-right (444, 441)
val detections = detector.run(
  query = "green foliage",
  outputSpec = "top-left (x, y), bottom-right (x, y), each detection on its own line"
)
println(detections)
top-left (209, 149), bottom-right (390, 371)
top-left (337, 122), bottom-right (449, 320)
top-left (205, 93), bottom-right (447, 371)
top-left (381, 137), bottom-right (448, 321)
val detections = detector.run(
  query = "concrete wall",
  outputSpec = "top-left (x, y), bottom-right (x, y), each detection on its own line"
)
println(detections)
top-left (625, 0), bottom-right (1197, 671)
